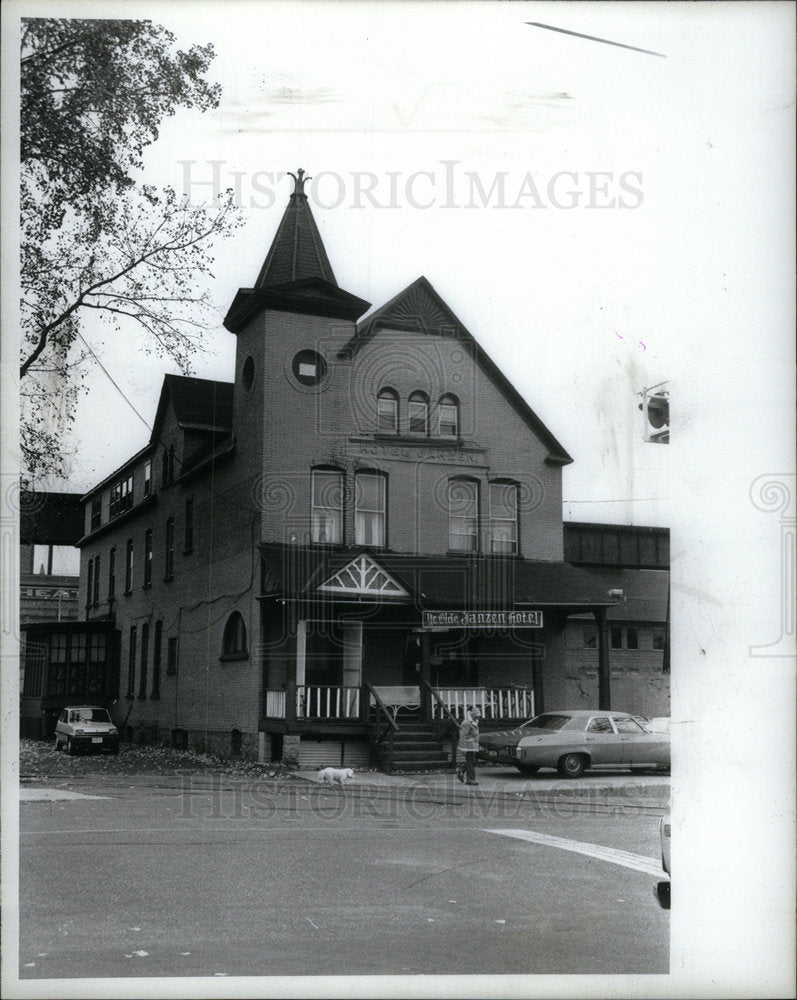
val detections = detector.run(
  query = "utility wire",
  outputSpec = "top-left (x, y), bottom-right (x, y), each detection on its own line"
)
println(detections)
top-left (76, 331), bottom-right (152, 431)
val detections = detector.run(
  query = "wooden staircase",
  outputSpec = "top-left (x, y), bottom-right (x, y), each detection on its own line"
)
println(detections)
top-left (369, 717), bottom-right (456, 774)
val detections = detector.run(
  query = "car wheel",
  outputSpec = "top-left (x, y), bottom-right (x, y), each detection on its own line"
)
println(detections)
top-left (557, 752), bottom-right (586, 778)
top-left (110, 745), bottom-right (119, 755)
top-left (54, 736), bottom-right (61, 752)
top-left (516, 764), bottom-right (539, 775)
top-left (66, 738), bottom-right (76, 756)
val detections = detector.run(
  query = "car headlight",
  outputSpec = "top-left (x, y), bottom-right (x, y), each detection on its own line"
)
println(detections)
top-left (76, 729), bottom-right (85, 734)
top-left (515, 746), bottom-right (523, 759)
top-left (109, 728), bottom-right (118, 735)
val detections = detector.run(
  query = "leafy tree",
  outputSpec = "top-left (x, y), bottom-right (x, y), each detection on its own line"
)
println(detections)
top-left (20, 18), bottom-right (242, 485)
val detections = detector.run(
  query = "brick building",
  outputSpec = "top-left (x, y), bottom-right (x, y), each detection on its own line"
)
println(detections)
top-left (32, 171), bottom-right (668, 767)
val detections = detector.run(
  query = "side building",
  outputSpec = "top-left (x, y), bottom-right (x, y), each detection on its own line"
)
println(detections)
top-left (29, 171), bottom-right (668, 768)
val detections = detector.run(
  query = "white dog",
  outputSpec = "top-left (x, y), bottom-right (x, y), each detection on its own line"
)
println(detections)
top-left (317, 766), bottom-right (354, 786)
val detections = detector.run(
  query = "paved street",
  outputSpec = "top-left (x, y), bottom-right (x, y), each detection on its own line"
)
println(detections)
top-left (19, 770), bottom-right (669, 979)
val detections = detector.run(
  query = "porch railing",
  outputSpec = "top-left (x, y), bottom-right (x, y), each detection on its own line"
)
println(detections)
top-left (262, 684), bottom-right (533, 723)
top-left (431, 687), bottom-right (534, 721)
top-left (297, 684), bottom-right (361, 720)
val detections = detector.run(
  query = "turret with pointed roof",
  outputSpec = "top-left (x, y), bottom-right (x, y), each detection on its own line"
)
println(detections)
top-left (254, 169), bottom-right (337, 288)
top-left (224, 169), bottom-right (370, 332)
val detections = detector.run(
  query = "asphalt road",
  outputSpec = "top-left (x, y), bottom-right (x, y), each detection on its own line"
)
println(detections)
top-left (19, 775), bottom-right (669, 979)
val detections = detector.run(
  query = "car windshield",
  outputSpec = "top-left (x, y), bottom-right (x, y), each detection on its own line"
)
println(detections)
top-left (520, 714), bottom-right (570, 732)
top-left (72, 709), bottom-right (111, 723)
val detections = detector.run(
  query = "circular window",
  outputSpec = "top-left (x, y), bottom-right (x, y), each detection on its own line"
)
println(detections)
top-left (242, 356), bottom-right (255, 392)
top-left (292, 350), bottom-right (327, 387)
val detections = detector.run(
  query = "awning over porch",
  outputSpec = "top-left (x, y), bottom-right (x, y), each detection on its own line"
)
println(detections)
top-left (258, 543), bottom-right (620, 613)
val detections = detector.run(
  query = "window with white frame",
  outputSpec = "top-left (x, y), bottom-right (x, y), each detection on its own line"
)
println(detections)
top-left (448, 479), bottom-right (479, 552)
top-left (355, 471), bottom-right (386, 547)
top-left (109, 475), bottom-right (133, 518)
top-left (438, 394), bottom-right (459, 437)
top-left (311, 468), bottom-right (343, 544)
top-left (488, 481), bottom-right (519, 554)
top-left (377, 388), bottom-right (399, 433)
top-left (408, 392), bottom-right (429, 434)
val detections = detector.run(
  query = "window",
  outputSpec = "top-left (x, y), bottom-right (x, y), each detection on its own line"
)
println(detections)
top-left (152, 621), bottom-right (162, 698)
top-left (448, 479), bottom-right (479, 552)
top-left (86, 559), bottom-right (94, 613)
top-left (587, 717), bottom-right (613, 734)
top-left (610, 626), bottom-right (639, 650)
top-left (108, 547), bottom-right (116, 601)
top-left (355, 471), bottom-right (386, 547)
top-left (438, 394), bottom-right (459, 437)
top-left (92, 554), bottom-right (100, 606)
top-left (124, 539), bottom-right (134, 593)
top-left (110, 475), bottom-right (133, 518)
top-left (184, 499), bottom-right (194, 552)
top-left (90, 497), bottom-right (102, 531)
top-left (652, 627), bottom-right (666, 651)
top-left (408, 392), bottom-right (429, 434)
top-left (311, 468), bottom-right (343, 544)
top-left (222, 612), bottom-right (247, 658)
top-left (242, 355), bottom-right (255, 392)
top-left (162, 447), bottom-right (170, 487)
top-left (143, 529), bottom-right (152, 586)
top-left (166, 636), bottom-right (178, 675)
top-left (127, 625), bottom-right (137, 697)
top-left (143, 460), bottom-right (152, 498)
top-left (138, 622), bottom-right (149, 699)
top-left (292, 349), bottom-right (326, 386)
top-left (489, 481), bottom-right (519, 554)
top-left (165, 518), bottom-right (175, 580)
top-left (377, 388), bottom-right (398, 432)
top-left (615, 716), bottom-right (646, 734)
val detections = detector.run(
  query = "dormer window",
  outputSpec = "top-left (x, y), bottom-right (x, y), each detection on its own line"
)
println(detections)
top-left (377, 388), bottom-right (398, 433)
top-left (408, 392), bottom-right (429, 435)
top-left (109, 475), bottom-right (133, 518)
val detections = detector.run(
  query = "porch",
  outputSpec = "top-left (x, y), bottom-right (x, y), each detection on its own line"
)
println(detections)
top-left (262, 682), bottom-right (534, 726)
top-left (261, 683), bottom-right (534, 773)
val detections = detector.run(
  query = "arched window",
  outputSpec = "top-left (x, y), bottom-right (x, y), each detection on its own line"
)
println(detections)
top-left (488, 480), bottom-right (519, 555)
top-left (355, 470), bottom-right (387, 547)
top-left (408, 392), bottom-right (429, 435)
top-left (222, 612), bottom-right (247, 658)
top-left (311, 467), bottom-right (344, 544)
top-left (377, 388), bottom-right (399, 433)
top-left (448, 478), bottom-right (479, 552)
top-left (438, 394), bottom-right (459, 437)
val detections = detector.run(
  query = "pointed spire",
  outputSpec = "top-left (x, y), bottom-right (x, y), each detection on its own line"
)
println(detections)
top-left (254, 168), bottom-right (337, 288)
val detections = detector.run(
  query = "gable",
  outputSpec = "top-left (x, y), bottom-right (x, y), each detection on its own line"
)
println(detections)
top-left (317, 553), bottom-right (409, 598)
top-left (343, 276), bottom-right (573, 466)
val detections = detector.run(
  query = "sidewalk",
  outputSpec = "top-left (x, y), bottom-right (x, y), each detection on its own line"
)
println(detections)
top-left (294, 766), bottom-right (670, 809)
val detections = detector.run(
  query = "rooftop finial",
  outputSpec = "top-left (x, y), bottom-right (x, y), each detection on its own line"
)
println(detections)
top-left (288, 167), bottom-right (311, 196)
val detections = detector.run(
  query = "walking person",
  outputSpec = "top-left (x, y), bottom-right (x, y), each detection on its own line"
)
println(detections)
top-left (456, 706), bottom-right (481, 786)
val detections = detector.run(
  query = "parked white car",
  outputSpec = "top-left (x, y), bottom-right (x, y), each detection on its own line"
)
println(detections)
top-left (55, 706), bottom-right (119, 755)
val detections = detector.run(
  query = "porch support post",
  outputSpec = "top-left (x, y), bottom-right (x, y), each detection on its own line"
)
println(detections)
top-left (594, 606), bottom-right (611, 710)
top-left (420, 631), bottom-right (432, 722)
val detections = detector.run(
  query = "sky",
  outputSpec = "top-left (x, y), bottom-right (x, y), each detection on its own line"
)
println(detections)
top-left (2, 2), bottom-right (796, 998)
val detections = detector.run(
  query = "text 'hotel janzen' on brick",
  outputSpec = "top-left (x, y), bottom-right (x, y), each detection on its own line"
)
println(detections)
top-left (48, 170), bottom-right (670, 769)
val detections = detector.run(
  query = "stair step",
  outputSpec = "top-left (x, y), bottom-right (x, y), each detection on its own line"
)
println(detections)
top-left (388, 749), bottom-right (450, 760)
top-left (387, 760), bottom-right (454, 773)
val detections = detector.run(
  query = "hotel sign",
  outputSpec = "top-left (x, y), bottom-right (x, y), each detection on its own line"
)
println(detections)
top-left (422, 610), bottom-right (543, 629)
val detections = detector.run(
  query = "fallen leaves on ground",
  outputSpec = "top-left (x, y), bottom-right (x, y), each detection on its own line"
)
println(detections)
top-left (18, 738), bottom-right (299, 780)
